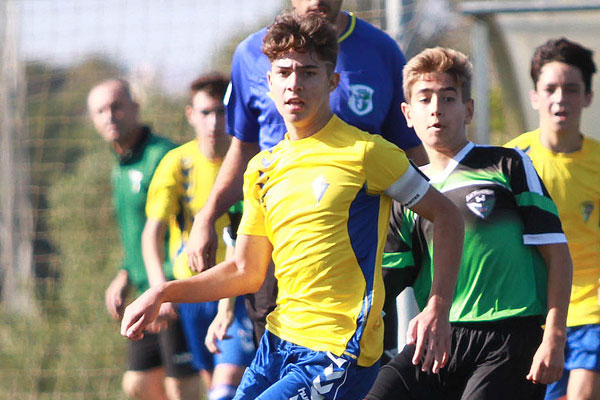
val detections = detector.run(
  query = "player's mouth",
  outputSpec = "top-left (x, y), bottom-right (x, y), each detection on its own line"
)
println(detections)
top-left (285, 98), bottom-right (305, 111)
top-left (428, 122), bottom-right (444, 132)
top-left (553, 110), bottom-right (569, 121)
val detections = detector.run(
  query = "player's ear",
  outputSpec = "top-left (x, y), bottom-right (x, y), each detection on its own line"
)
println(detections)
top-left (328, 72), bottom-right (340, 92)
top-left (267, 70), bottom-right (273, 90)
top-left (401, 102), bottom-right (414, 128)
top-left (584, 90), bottom-right (593, 108)
top-left (464, 98), bottom-right (474, 125)
top-left (185, 105), bottom-right (193, 124)
top-left (529, 88), bottom-right (540, 110)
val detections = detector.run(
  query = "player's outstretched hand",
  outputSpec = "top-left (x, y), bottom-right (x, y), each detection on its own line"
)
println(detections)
top-left (120, 286), bottom-right (164, 341)
top-left (187, 213), bottom-right (218, 273)
top-left (205, 307), bottom-right (234, 354)
top-left (526, 338), bottom-right (564, 384)
top-left (146, 302), bottom-right (178, 334)
top-left (406, 304), bottom-right (451, 374)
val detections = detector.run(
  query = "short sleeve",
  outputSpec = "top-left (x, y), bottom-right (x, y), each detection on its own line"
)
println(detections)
top-left (237, 157), bottom-right (267, 237)
top-left (506, 148), bottom-right (566, 245)
top-left (225, 34), bottom-right (262, 143)
top-left (363, 134), bottom-right (410, 193)
top-left (146, 151), bottom-right (181, 222)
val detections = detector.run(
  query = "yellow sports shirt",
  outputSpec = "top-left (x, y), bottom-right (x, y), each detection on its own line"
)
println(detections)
top-left (238, 116), bottom-right (411, 366)
top-left (506, 130), bottom-right (600, 326)
top-left (146, 140), bottom-right (230, 278)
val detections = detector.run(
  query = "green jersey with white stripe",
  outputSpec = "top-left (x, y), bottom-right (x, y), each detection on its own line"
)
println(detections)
top-left (386, 142), bottom-right (566, 323)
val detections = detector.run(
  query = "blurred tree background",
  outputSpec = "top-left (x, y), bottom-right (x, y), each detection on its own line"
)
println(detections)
top-left (4, 0), bottom-right (600, 398)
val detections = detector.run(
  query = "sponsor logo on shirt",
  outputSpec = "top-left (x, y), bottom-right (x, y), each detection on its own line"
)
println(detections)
top-left (466, 189), bottom-right (495, 219)
top-left (348, 84), bottom-right (374, 116)
top-left (128, 170), bottom-right (143, 193)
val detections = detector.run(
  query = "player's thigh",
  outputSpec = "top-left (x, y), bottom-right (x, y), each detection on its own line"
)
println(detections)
top-left (461, 324), bottom-right (545, 400)
top-left (214, 302), bottom-right (256, 372)
top-left (567, 368), bottom-right (600, 400)
top-left (255, 355), bottom-right (379, 400)
top-left (365, 344), bottom-right (448, 400)
top-left (128, 332), bottom-right (162, 371)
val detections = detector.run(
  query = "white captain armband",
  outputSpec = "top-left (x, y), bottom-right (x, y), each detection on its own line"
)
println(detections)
top-left (384, 164), bottom-right (430, 208)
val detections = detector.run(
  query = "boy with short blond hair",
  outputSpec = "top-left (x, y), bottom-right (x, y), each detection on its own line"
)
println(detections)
top-left (366, 47), bottom-right (572, 400)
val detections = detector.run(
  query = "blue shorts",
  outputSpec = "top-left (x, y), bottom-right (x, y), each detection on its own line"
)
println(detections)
top-left (178, 297), bottom-right (255, 372)
top-left (544, 324), bottom-right (600, 400)
top-left (233, 330), bottom-right (380, 400)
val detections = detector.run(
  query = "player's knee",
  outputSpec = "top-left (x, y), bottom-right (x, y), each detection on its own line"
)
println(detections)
top-left (123, 370), bottom-right (166, 400)
top-left (164, 375), bottom-right (204, 400)
top-left (209, 384), bottom-right (237, 400)
top-left (123, 371), bottom-right (151, 399)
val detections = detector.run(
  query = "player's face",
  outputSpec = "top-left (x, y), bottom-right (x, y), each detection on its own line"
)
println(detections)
top-left (291, 0), bottom-right (343, 23)
top-left (186, 90), bottom-right (227, 151)
top-left (530, 61), bottom-right (592, 135)
top-left (402, 72), bottom-right (473, 155)
top-left (88, 82), bottom-right (139, 145)
top-left (267, 50), bottom-right (339, 132)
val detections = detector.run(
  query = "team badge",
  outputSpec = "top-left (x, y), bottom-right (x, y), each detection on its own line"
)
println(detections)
top-left (312, 175), bottom-right (329, 205)
top-left (128, 170), bottom-right (143, 193)
top-left (581, 201), bottom-right (594, 223)
top-left (348, 84), bottom-right (374, 116)
top-left (466, 189), bottom-right (495, 219)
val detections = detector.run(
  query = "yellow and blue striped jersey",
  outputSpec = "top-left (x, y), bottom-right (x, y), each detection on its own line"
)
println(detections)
top-left (146, 140), bottom-right (230, 278)
top-left (238, 116), bottom-right (411, 366)
top-left (506, 130), bottom-right (600, 327)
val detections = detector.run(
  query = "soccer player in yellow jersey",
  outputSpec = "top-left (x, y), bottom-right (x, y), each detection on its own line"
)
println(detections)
top-left (121, 12), bottom-right (464, 400)
top-left (506, 38), bottom-right (600, 400)
top-left (142, 75), bottom-right (255, 400)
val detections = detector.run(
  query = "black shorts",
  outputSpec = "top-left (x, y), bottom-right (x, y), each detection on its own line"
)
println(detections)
top-left (128, 318), bottom-right (197, 378)
top-left (367, 316), bottom-right (547, 400)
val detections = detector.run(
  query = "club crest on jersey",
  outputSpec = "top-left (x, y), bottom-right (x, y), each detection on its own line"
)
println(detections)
top-left (581, 201), bottom-right (594, 223)
top-left (128, 170), bottom-right (143, 193)
top-left (466, 189), bottom-right (495, 219)
top-left (312, 175), bottom-right (329, 205)
top-left (348, 84), bottom-right (374, 116)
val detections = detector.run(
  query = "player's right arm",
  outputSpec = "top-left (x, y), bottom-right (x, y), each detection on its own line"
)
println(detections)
top-left (121, 233), bottom-right (272, 341)
top-left (384, 165), bottom-right (464, 374)
top-left (187, 137), bottom-right (259, 272)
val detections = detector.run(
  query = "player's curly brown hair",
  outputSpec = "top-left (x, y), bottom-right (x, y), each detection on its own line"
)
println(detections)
top-left (530, 38), bottom-right (596, 94)
top-left (403, 47), bottom-right (472, 103)
top-left (262, 11), bottom-right (338, 72)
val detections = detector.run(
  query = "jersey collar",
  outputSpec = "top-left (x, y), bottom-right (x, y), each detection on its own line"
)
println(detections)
top-left (429, 141), bottom-right (475, 184)
top-left (338, 11), bottom-right (356, 43)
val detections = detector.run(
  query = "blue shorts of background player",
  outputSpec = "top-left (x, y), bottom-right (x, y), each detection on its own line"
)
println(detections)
top-left (545, 324), bottom-right (600, 400)
top-left (178, 297), bottom-right (256, 372)
top-left (233, 330), bottom-right (380, 400)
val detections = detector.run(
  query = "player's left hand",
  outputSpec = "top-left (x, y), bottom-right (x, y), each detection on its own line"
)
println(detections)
top-left (527, 338), bottom-right (564, 384)
top-left (405, 303), bottom-right (451, 374)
